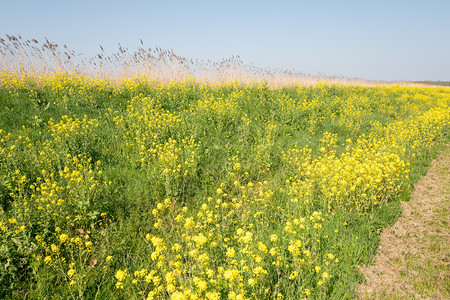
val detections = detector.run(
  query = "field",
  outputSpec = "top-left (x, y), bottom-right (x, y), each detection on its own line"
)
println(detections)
top-left (413, 81), bottom-right (450, 87)
top-left (1, 37), bottom-right (449, 300)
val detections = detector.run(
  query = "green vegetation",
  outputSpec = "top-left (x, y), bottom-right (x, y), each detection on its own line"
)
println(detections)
top-left (413, 81), bottom-right (450, 87)
top-left (0, 72), bottom-right (449, 299)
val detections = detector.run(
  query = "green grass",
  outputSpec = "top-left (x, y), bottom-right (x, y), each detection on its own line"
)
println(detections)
top-left (0, 76), bottom-right (449, 299)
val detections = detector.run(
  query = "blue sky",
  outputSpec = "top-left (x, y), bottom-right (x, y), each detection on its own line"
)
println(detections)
top-left (1, 0), bottom-right (449, 81)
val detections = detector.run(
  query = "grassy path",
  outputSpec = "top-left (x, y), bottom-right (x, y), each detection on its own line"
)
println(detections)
top-left (358, 146), bottom-right (450, 299)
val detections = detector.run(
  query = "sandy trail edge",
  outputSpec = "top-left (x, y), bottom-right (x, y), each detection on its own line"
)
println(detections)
top-left (357, 146), bottom-right (449, 299)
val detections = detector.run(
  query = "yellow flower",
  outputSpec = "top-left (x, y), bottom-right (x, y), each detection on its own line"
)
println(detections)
top-left (253, 266), bottom-right (268, 276)
top-left (115, 269), bottom-right (128, 282)
top-left (228, 291), bottom-right (237, 300)
top-left (289, 271), bottom-right (299, 280)
top-left (258, 241), bottom-right (268, 253)
top-left (193, 276), bottom-right (207, 291)
top-left (171, 243), bottom-right (182, 252)
top-left (59, 233), bottom-right (69, 243)
top-left (115, 282), bottom-right (124, 289)
top-left (197, 253), bottom-right (209, 263)
top-left (184, 217), bottom-right (195, 229)
top-left (238, 231), bottom-right (253, 244)
top-left (269, 247), bottom-right (278, 256)
top-left (226, 247), bottom-right (235, 258)
top-left (171, 291), bottom-right (187, 300)
top-left (248, 278), bottom-right (256, 286)
top-left (51, 244), bottom-right (59, 253)
top-left (206, 291), bottom-right (220, 300)
top-left (43, 256), bottom-right (52, 265)
top-left (224, 269), bottom-right (240, 281)
top-left (67, 269), bottom-right (76, 277)
top-left (192, 233), bottom-right (208, 246)
top-left (165, 272), bottom-right (175, 284)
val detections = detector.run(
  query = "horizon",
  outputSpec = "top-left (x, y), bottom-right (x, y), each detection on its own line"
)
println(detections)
top-left (1, 0), bottom-right (450, 82)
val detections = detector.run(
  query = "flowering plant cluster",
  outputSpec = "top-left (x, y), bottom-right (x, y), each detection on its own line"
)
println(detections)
top-left (0, 71), bottom-right (448, 298)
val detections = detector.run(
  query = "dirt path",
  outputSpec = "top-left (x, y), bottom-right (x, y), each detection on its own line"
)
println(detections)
top-left (358, 146), bottom-right (450, 299)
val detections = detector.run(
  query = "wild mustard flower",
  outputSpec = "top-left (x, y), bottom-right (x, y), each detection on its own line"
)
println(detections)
top-left (0, 71), bottom-right (448, 299)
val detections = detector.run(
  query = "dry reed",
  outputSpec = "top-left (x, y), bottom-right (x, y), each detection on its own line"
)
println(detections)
top-left (0, 34), bottom-right (395, 87)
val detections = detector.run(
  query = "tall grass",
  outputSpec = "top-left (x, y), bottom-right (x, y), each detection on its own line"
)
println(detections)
top-left (1, 34), bottom-right (379, 86)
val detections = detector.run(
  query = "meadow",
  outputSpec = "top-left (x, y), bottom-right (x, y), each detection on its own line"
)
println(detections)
top-left (0, 36), bottom-right (449, 299)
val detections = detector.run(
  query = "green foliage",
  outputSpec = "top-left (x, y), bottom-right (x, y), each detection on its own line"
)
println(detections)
top-left (0, 73), bottom-right (449, 299)
top-left (414, 81), bottom-right (450, 87)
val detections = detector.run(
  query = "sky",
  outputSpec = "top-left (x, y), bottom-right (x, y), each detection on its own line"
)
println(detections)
top-left (1, 0), bottom-right (449, 81)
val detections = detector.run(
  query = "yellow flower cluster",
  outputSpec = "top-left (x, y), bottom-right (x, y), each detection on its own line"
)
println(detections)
top-left (48, 115), bottom-right (99, 139)
top-left (282, 99), bottom-right (449, 211)
top-left (114, 162), bottom-right (335, 299)
top-left (0, 113), bottom-right (111, 295)
top-left (284, 134), bottom-right (407, 210)
top-left (0, 71), bottom-right (448, 298)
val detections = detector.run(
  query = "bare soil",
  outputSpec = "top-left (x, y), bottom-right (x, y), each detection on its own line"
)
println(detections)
top-left (358, 146), bottom-right (450, 299)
